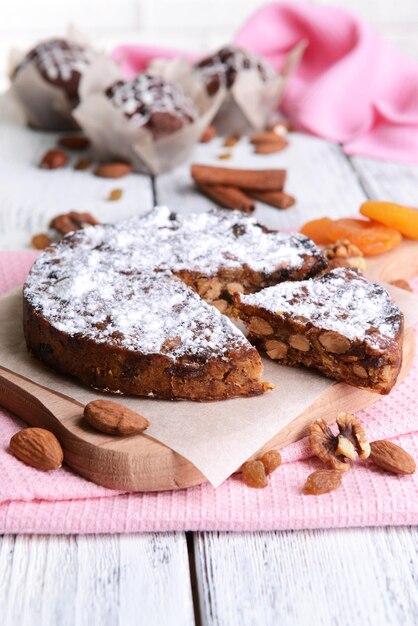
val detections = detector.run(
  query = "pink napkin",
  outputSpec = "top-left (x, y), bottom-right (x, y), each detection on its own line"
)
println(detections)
top-left (113, 2), bottom-right (418, 164)
top-left (1, 251), bottom-right (418, 533)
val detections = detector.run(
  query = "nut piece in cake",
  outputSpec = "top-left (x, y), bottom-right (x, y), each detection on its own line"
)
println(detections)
top-left (235, 267), bottom-right (404, 394)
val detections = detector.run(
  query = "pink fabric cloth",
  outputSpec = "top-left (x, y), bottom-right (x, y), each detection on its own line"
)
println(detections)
top-left (1, 251), bottom-right (418, 533)
top-left (112, 2), bottom-right (418, 164)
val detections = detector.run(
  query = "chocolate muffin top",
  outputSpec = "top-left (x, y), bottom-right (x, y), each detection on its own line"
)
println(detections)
top-left (195, 45), bottom-right (276, 95)
top-left (14, 38), bottom-right (92, 102)
top-left (105, 74), bottom-right (198, 138)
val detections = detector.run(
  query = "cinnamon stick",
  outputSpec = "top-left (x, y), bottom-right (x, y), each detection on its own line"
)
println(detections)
top-left (247, 190), bottom-right (296, 210)
top-left (196, 183), bottom-right (255, 214)
top-left (191, 164), bottom-right (286, 191)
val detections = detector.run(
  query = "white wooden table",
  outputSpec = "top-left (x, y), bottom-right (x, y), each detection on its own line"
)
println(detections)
top-left (1, 108), bottom-right (418, 624)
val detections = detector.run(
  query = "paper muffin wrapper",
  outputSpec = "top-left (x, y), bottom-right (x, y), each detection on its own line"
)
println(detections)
top-left (9, 39), bottom-right (118, 132)
top-left (73, 57), bottom-right (225, 175)
top-left (151, 42), bottom-right (306, 135)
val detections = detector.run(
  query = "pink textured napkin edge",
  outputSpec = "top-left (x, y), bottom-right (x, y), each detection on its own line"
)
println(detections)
top-left (1, 251), bottom-right (418, 534)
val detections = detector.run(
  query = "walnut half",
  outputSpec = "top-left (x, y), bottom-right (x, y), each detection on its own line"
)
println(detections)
top-left (309, 413), bottom-right (371, 471)
top-left (324, 239), bottom-right (366, 272)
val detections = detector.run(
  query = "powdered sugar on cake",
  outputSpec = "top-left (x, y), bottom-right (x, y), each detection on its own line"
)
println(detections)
top-left (240, 268), bottom-right (402, 349)
top-left (25, 207), bottom-right (321, 358)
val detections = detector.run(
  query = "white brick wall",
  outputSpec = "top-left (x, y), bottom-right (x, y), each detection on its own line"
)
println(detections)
top-left (1, 0), bottom-right (418, 88)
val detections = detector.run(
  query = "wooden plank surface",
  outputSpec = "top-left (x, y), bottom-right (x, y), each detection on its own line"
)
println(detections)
top-left (194, 527), bottom-right (418, 626)
top-left (0, 533), bottom-right (195, 626)
top-left (352, 156), bottom-right (418, 205)
top-left (0, 97), bottom-right (154, 249)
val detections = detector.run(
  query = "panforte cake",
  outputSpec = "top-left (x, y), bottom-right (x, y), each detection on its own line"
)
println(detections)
top-left (235, 267), bottom-right (404, 394)
top-left (23, 207), bottom-right (326, 401)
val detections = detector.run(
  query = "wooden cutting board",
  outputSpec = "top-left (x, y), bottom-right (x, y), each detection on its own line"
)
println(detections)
top-left (0, 240), bottom-right (417, 492)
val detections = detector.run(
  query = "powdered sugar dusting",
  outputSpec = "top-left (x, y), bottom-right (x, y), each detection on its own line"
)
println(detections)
top-left (25, 207), bottom-right (322, 358)
top-left (240, 268), bottom-right (402, 351)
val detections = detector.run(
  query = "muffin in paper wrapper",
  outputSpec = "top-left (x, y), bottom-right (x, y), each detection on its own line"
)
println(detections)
top-left (150, 42), bottom-right (306, 136)
top-left (73, 58), bottom-right (225, 175)
top-left (9, 38), bottom-right (118, 132)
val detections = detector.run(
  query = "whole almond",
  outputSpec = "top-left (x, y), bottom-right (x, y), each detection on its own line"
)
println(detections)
top-left (200, 125), bottom-right (216, 143)
top-left (40, 149), bottom-right (68, 170)
top-left (94, 162), bottom-right (133, 179)
top-left (84, 399), bottom-right (149, 436)
top-left (303, 469), bottom-right (343, 495)
top-left (10, 428), bottom-right (63, 471)
top-left (370, 440), bottom-right (416, 475)
top-left (58, 135), bottom-right (90, 150)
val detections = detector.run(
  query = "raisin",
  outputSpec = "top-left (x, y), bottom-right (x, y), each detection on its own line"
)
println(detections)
top-left (303, 469), bottom-right (343, 495)
top-left (241, 460), bottom-right (268, 488)
top-left (259, 450), bottom-right (282, 475)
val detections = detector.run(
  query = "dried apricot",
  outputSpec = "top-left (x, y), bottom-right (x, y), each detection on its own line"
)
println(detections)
top-left (241, 460), bottom-right (268, 488)
top-left (360, 201), bottom-right (418, 240)
top-left (260, 450), bottom-right (282, 475)
top-left (299, 217), bottom-right (333, 244)
top-left (327, 218), bottom-right (402, 256)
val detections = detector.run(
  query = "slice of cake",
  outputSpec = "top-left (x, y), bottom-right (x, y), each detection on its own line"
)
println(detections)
top-left (234, 268), bottom-right (404, 394)
top-left (24, 269), bottom-right (268, 401)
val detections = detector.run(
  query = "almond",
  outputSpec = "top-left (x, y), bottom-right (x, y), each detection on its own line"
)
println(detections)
top-left (200, 125), bottom-right (216, 143)
top-left (84, 399), bottom-right (149, 436)
top-left (10, 428), bottom-right (63, 471)
top-left (248, 316), bottom-right (273, 336)
top-left (319, 331), bottom-right (351, 354)
top-left (254, 137), bottom-right (288, 154)
top-left (390, 279), bottom-right (413, 293)
top-left (370, 440), bottom-right (416, 475)
top-left (50, 211), bottom-right (99, 235)
top-left (40, 149), bottom-right (68, 170)
top-left (58, 135), bottom-right (90, 150)
top-left (94, 162), bottom-right (133, 179)
top-left (289, 334), bottom-right (310, 352)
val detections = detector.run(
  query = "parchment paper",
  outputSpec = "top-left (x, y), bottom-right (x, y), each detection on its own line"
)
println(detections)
top-left (74, 58), bottom-right (225, 174)
top-left (0, 285), bottom-right (417, 487)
